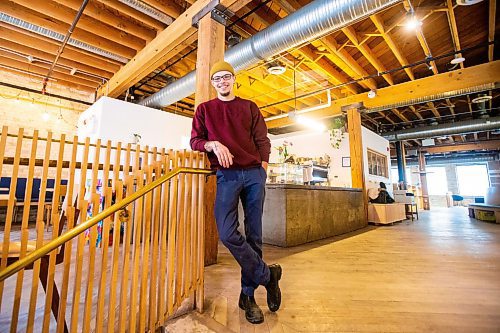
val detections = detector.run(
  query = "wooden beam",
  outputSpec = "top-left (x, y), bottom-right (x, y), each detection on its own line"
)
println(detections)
top-left (194, 14), bottom-right (225, 295)
top-left (0, 38), bottom-right (113, 79)
top-left (266, 61), bottom-right (500, 128)
top-left (371, 14), bottom-right (415, 81)
top-left (446, 0), bottom-right (465, 72)
top-left (298, 45), bottom-right (360, 95)
top-left (0, 55), bottom-right (98, 90)
top-left (445, 98), bottom-right (456, 116)
top-left (342, 26), bottom-right (394, 86)
top-left (97, 0), bottom-right (248, 98)
top-left (419, 140), bottom-right (500, 154)
top-left (409, 105), bottom-right (424, 120)
top-left (391, 108), bottom-right (410, 123)
top-left (418, 151), bottom-right (430, 210)
top-left (489, 0), bottom-right (496, 61)
top-left (0, 25), bottom-right (122, 72)
top-left (320, 37), bottom-right (378, 90)
top-left (426, 102), bottom-right (441, 118)
top-left (1, 0), bottom-right (136, 58)
top-left (141, 0), bottom-right (184, 18)
top-left (347, 107), bottom-right (367, 223)
top-left (51, 0), bottom-right (157, 42)
top-left (93, 0), bottom-right (166, 31)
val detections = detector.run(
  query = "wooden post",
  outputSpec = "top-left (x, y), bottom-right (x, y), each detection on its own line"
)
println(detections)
top-left (347, 106), bottom-right (367, 224)
top-left (418, 151), bottom-right (430, 210)
top-left (194, 14), bottom-right (225, 269)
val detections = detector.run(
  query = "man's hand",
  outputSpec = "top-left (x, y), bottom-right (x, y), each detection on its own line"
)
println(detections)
top-left (261, 161), bottom-right (268, 172)
top-left (204, 141), bottom-right (234, 168)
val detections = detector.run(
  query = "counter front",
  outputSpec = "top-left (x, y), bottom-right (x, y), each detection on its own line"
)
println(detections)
top-left (262, 184), bottom-right (366, 247)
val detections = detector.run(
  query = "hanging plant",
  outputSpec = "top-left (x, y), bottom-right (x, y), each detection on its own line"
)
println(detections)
top-left (327, 116), bottom-right (346, 149)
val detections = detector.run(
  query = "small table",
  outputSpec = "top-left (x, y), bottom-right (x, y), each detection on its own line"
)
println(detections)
top-left (405, 202), bottom-right (418, 221)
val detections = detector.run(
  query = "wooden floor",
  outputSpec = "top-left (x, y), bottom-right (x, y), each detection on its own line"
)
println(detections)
top-left (2, 207), bottom-right (500, 332)
top-left (185, 207), bottom-right (500, 332)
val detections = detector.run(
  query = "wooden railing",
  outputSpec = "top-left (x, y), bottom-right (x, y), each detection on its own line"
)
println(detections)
top-left (0, 126), bottom-right (211, 332)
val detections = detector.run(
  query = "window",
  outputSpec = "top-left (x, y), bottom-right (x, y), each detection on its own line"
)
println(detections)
top-left (367, 149), bottom-right (388, 178)
top-left (426, 167), bottom-right (448, 195)
top-left (391, 167), bottom-right (415, 185)
top-left (457, 164), bottom-right (490, 196)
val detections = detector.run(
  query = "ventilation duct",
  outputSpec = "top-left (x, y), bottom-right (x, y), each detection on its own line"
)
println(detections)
top-left (400, 155), bottom-right (497, 166)
top-left (0, 13), bottom-right (128, 64)
top-left (139, 0), bottom-right (402, 108)
top-left (383, 117), bottom-right (500, 141)
top-left (366, 83), bottom-right (497, 113)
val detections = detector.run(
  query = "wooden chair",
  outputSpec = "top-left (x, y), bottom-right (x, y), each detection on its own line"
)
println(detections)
top-left (6, 186), bottom-right (80, 333)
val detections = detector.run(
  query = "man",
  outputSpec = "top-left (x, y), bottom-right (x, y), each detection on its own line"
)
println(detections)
top-left (190, 61), bottom-right (282, 324)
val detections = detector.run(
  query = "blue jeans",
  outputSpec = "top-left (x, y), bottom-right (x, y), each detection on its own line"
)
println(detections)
top-left (214, 167), bottom-right (270, 296)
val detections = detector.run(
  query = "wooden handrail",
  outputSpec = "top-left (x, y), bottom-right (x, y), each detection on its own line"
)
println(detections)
top-left (0, 167), bottom-right (213, 282)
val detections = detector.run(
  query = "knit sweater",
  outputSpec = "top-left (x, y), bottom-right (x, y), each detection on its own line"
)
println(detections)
top-left (190, 97), bottom-right (271, 170)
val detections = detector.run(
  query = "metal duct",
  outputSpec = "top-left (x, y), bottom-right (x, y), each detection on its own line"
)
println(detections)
top-left (367, 83), bottom-right (498, 113)
top-left (383, 117), bottom-right (500, 141)
top-left (399, 155), bottom-right (497, 166)
top-left (139, 0), bottom-right (401, 108)
top-left (0, 13), bottom-right (128, 64)
top-left (118, 0), bottom-right (174, 25)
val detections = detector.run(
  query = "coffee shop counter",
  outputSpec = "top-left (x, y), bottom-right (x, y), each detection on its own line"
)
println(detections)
top-left (262, 184), bottom-right (366, 247)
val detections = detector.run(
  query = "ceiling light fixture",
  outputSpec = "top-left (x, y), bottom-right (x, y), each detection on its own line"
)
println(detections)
top-left (267, 61), bottom-right (286, 75)
top-left (405, 11), bottom-right (422, 30)
top-left (367, 89), bottom-right (377, 99)
top-left (450, 55), bottom-right (465, 64)
top-left (471, 94), bottom-right (492, 103)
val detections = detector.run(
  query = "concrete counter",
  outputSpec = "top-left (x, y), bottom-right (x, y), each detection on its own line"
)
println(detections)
top-left (262, 184), bottom-right (366, 247)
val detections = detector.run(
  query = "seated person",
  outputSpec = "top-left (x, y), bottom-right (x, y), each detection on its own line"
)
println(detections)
top-left (370, 182), bottom-right (395, 204)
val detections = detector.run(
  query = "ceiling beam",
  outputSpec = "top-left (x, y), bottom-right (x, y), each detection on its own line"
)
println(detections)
top-left (0, 38), bottom-right (113, 79)
top-left (341, 26), bottom-right (394, 86)
top-left (97, 0), bottom-right (250, 98)
top-left (370, 14), bottom-right (414, 81)
top-left (319, 37), bottom-right (378, 91)
top-left (446, 0), bottom-right (464, 69)
top-left (409, 105), bottom-right (424, 120)
top-left (426, 102), bottom-right (441, 118)
top-left (93, 0), bottom-right (166, 31)
top-left (2, 0), bottom-right (137, 57)
top-left (420, 140), bottom-right (500, 154)
top-left (489, 0), bottom-right (496, 61)
top-left (0, 24), bottom-right (122, 72)
top-left (51, 0), bottom-right (157, 42)
top-left (141, 0), bottom-right (184, 18)
top-left (266, 60), bottom-right (500, 128)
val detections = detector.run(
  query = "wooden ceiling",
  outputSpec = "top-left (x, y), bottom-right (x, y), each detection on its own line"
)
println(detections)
top-left (0, 0), bottom-right (498, 148)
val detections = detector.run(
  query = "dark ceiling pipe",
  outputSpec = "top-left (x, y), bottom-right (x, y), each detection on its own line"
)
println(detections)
top-left (42, 0), bottom-right (90, 94)
top-left (383, 117), bottom-right (500, 141)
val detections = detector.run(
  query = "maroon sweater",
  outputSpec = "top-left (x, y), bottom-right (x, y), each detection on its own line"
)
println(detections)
top-left (190, 97), bottom-right (271, 170)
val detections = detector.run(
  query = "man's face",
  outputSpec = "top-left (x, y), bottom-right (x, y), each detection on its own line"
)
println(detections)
top-left (211, 71), bottom-right (235, 97)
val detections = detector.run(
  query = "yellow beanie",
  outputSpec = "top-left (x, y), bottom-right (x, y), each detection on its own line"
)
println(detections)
top-left (210, 61), bottom-right (235, 78)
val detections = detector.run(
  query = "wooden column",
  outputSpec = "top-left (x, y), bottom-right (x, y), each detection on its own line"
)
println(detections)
top-left (194, 15), bottom-right (225, 267)
top-left (347, 107), bottom-right (367, 223)
top-left (418, 151), bottom-right (430, 210)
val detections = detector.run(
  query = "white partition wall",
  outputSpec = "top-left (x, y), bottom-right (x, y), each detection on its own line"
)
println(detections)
top-left (77, 96), bottom-right (193, 150)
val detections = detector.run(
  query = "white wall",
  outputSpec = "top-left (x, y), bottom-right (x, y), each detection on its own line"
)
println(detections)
top-left (78, 96), bottom-right (192, 150)
top-left (269, 127), bottom-right (391, 189)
